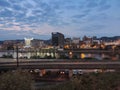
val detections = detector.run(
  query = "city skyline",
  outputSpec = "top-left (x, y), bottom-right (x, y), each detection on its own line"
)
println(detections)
top-left (0, 0), bottom-right (120, 40)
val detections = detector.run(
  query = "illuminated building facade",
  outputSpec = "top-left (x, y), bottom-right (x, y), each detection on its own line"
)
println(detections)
top-left (24, 38), bottom-right (33, 48)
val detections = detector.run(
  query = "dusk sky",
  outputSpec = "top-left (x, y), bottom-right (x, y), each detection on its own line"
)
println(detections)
top-left (0, 0), bottom-right (120, 40)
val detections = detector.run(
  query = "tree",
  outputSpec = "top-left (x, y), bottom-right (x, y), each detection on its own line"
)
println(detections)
top-left (0, 70), bottom-right (34, 90)
top-left (37, 73), bottom-right (120, 90)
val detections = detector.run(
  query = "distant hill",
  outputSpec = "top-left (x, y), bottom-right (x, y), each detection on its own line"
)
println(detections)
top-left (99, 36), bottom-right (120, 41)
top-left (0, 41), bottom-right (3, 44)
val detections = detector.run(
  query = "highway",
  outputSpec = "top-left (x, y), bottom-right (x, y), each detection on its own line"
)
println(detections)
top-left (0, 59), bottom-right (120, 70)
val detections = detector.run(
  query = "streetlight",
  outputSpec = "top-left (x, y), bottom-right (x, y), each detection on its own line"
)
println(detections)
top-left (69, 51), bottom-right (73, 58)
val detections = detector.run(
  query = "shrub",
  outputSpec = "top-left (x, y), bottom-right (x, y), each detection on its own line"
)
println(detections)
top-left (0, 70), bottom-right (34, 90)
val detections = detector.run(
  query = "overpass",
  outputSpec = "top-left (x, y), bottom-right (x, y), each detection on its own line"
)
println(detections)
top-left (0, 60), bottom-right (120, 71)
top-left (58, 49), bottom-right (120, 54)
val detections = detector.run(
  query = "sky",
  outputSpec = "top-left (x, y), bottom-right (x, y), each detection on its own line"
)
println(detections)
top-left (0, 0), bottom-right (120, 40)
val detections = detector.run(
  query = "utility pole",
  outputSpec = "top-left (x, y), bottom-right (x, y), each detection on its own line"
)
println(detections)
top-left (16, 45), bottom-right (19, 67)
top-left (53, 46), bottom-right (56, 59)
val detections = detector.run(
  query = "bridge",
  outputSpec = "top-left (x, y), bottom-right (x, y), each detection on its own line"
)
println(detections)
top-left (0, 59), bottom-right (120, 71)
top-left (58, 49), bottom-right (120, 59)
top-left (58, 49), bottom-right (120, 54)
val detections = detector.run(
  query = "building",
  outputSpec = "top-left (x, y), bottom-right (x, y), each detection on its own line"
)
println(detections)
top-left (24, 38), bottom-right (33, 48)
top-left (31, 39), bottom-right (46, 48)
top-left (82, 36), bottom-right (93, 44)
top-left (72, 37), bottom-right (80, 44)
top-left (64, 38), bottom-right (72, 45)
top-left (104, 39), bottom-right (120, 46)
top-left (52, 32), bottom-right (64, 48)
top-left (71, 37), bottom-right (80, 49)
top-left (82, 36), bottom-right (93, 48)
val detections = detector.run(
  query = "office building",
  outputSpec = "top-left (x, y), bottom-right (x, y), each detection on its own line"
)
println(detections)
top-left (52, 32), bottom-right (64, 48)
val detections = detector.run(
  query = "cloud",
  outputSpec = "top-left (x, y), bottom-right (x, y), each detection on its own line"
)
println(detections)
top-left (86, 0), bottom-right (98, 8)
top-left (81, 24), bottom-right (106, 32)
top-left (98, 5), bottom-right (111, 11)
top-left (0, 8), bottom-right (13, 17)
top-left (73, 14), bottom-right (87, 19)
top-left (0, 0), bottom-right (10, 7)
top-left (0, 0), bottom-right (120, 40)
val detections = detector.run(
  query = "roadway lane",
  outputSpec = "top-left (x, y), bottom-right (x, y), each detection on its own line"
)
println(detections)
top-left (0, 60), bottom-right (120, 70)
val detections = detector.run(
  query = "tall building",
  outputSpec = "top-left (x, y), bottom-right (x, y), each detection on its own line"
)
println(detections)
top-left (52, 32), bottom-right (64, 48)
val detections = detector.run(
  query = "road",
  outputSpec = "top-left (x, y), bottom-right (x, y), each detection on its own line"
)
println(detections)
top-left (0, 59), bottom-right (120, 70)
